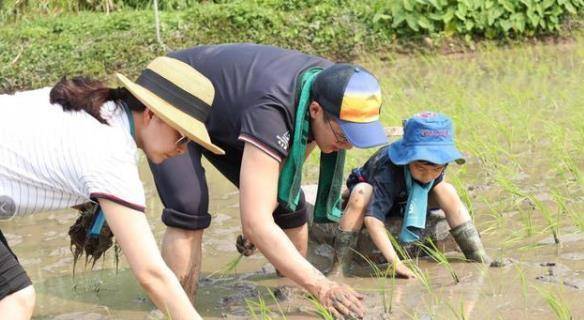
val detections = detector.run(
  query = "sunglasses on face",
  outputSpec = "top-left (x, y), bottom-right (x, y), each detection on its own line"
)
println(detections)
top-left (327, 119), bottom-right (349, 144)
top-left (175, 134), bottom-right (191, 146)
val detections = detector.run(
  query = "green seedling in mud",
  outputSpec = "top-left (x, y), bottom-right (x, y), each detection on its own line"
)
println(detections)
top-left (493, 173), bottom-right (538, 237)
top-left (518, 206), bottom-right (536, 238)
top-left (245, 292), bottom-right (273, 320)
top-left (266, 288), bottom-right (287, 319)
top-left (352, 249), bottom-right (396, 314)
top-left (534, 286), bottom-right (573, 320)
top-left (386, 231), bottom-right (433, 294)
top-left (306, 294), bottom-right (334, 320)
top-left (245, 288), bottom-right (287, 319)
top-left (445, 300), bottom-right (468, 320)
top-left (515, 265), bottom-right (529, 312)
top-left (418, 239), bottom-right (459, 284)
top-left (525, 194), bottom-right (560, 245)
top-left (206, 254), bottom-right (244, 279)
top-left (552, 189), bottom-right (584, 233)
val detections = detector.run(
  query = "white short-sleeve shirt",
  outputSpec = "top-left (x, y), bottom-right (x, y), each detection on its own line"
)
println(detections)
top-left (0, 87), bottom-right (146, 218)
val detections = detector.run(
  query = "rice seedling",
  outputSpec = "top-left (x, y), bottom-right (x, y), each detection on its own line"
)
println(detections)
top-left (515, 264), bottom-right (529, 312)
top-left (206, 254), bottom-right (244, 279)
top-left (445, 299), bottom-right (467, 320)
top-left (306, 294), bottom-right (334, 320)
top-left (386, 232), bottom-right (433, 294)
top-left (552, 189), bottom-right (584, 232)
top-left (244, 288), bottom-right (287, 319)
top-left (266, 288), bottom-right (287, 319)
top-left (245, 291), bottom-right (274, 320)
top-left (352, 249), bottom-right (395, 314)
top-left (417, 239), bottom-right (459, 284)
top-left (517, 206), bottom-right (536, 238)
top-left (525, 193), bottom-right (560, 245)
top-left (534, 285), bottom-right (573, 320)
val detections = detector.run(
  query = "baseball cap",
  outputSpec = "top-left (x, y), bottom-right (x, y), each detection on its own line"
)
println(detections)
top-left (312, 63), bottom-right (387, 148)
top-left (387, 112), bottom-right (465, 165)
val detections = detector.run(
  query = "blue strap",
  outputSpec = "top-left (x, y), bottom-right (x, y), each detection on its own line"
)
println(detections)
top-left (398, 166), bottom-right (434, 243)
top-left (89, 206), bottom-right (106, 238)
top-left (122, 101), bottom-right (136, 138)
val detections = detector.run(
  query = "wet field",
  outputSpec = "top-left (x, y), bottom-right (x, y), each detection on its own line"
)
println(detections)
top-left (1, 37), bottom-right (583, 319)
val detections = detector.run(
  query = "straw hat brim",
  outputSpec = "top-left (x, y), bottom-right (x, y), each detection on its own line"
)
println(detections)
top-left (117, 73), bottom-right (225, 155)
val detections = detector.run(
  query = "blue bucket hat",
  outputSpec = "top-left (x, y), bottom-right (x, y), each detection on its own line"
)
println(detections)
top-left (387, 112), bottom-right (465, 165)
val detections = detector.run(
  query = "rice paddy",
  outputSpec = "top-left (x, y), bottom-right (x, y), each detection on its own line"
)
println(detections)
top-left (0, 33), bottom-right (582, 319)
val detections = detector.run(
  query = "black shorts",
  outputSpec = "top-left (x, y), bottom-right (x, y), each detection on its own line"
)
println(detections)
top-left (149, 143), bottom-right (307, 231)
top-left (0, 229), bottom-right (32, 300)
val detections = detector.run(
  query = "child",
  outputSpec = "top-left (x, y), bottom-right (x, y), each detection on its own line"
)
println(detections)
top-left (330, 112), bottom-right (491, 278)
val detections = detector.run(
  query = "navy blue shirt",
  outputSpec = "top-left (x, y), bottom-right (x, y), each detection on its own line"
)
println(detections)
top-left (346, 145), bottom-right (444, 222)
top-left (169, 44), bottom-right (333, 163)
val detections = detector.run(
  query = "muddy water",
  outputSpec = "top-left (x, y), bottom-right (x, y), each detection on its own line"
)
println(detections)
top-left (2, 46), bottom-right (584, 318)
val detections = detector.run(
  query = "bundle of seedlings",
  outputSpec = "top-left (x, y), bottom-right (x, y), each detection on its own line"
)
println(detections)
top-left (68, 202), bottom-right (120, 275)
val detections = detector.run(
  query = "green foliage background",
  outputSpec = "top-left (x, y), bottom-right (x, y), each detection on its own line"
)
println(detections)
top-left (0, 0), bottom-right (582, 93)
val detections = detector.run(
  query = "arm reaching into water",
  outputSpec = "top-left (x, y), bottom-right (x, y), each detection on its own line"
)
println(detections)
top-left (363, 216), bottom-right (416, 279)
top-left (239, 143), bottom-right (365, 318)
top-left (98, 199), bottom-right (202, 320)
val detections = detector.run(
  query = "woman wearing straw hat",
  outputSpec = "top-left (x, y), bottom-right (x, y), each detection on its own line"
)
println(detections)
top-left (146, 43), bottom-right (389, 318)
top-left (0, 57), bottom-right (215, 319)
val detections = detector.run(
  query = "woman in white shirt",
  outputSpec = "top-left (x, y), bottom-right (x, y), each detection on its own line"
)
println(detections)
top-left (0, 56), bottom-right (220, 319)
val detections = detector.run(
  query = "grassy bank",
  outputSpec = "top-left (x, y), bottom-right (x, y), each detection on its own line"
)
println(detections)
top-left (1, 1), bottom-right (583, 93)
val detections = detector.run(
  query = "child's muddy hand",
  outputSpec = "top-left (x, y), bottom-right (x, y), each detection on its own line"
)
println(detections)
top-left (395, 263), bottom-right (416, 279)
top-left (318, 281), bottom-right (365, 319)
top-left (235, 234), bottom-right (256, 256)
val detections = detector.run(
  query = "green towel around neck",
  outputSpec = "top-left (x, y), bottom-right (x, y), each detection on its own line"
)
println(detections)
top-left (277, 67), bottom-right (345, 223)
top-left (398, 166), bottom-right (434, 243)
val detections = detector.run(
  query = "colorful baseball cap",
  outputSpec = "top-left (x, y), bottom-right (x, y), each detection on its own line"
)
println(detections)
top-left (388, 112), bottom-right (465, 165)
top-left (312, 64), bottom-right (387, 148)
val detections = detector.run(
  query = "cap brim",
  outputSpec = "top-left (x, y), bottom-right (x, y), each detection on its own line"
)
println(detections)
top-left (117, 73), bottom-right (225, 155)
top-left (388, 139), bottom-right (465, 165)
top-left (338, 119), bottom-right (388, 148)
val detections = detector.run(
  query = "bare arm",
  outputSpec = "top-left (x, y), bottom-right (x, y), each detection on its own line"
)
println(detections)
top-left (239, 143), bottom-right (329, 292)
top-left (98, 199), bottom-right (201, 320)
top-left (364, 216), bottom-right (415, 279)
top-left (239, 143), bottom-right (364, 317)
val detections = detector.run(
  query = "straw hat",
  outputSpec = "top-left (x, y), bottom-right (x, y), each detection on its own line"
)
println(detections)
top-left (117, 56), bottom-right (225, 155)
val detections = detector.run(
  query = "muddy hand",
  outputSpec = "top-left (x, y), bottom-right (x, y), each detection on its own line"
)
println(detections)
top-left (394, 263), bottom-right (416, 279)
top-left (236, 234), bottom-right (256, 256)
top-left (318, 281), bottom-right (365, 319)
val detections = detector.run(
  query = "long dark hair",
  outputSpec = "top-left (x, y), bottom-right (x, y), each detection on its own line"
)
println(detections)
top-left (49, 76), bottom-right (145, 124)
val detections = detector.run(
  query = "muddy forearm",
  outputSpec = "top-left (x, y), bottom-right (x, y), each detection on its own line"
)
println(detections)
top-left (138, 267), bottom-right (202, 320)
top-left (240, 143), bottom-right (333, 296)
top-left (245, 221), bottom-right (332, 295)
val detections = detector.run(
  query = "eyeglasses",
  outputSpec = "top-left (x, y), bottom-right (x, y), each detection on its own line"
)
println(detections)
top-left (175, 134), bottom-right (191, 146)
top-left (327, 119), bottom-right (349, 144)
